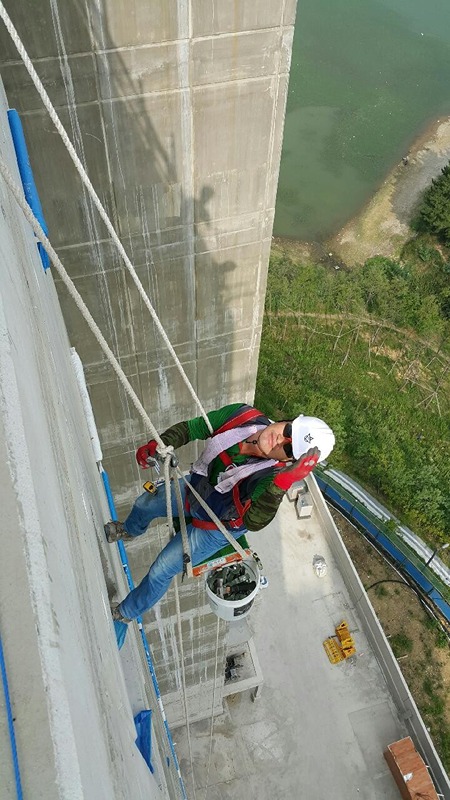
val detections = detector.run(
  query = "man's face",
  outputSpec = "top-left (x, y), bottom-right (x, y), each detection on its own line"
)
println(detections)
top-left (257, 422), bottom-right (292, 461)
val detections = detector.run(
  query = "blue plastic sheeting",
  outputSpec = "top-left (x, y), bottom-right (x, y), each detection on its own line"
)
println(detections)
top-left (405, 562), bottom-right (434, 596)
top-left (7, 109), bottom-right (50, 271)
top-left (134, 710), bottom-right (154, 773)
top-left (100, 469), bottom-right (129, 650)
top-left (100, 466), bottom-right (188, 799)
top-left (352, 507), bottom-right (380, 541)
top-left (316, 473), bottom-right (450, 625)
top-left (430, 594), bottom-right (450, 619)
top-left (113, 620), bottom-right (128, 650)
top-left (0, 634), bottom-right (23, 800)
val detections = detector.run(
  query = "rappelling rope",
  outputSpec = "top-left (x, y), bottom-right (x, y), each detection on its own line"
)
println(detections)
top-left (178, 475), bottom-right (248, 559)
top-left (1, 155), bottom-right (251, 566)
top-left (0, 1), bottom-right (253, 566)
top-left (162, 461), bottom-right (197, 798)
top-left (172, 564), bottom-right (197, 800)
top-left (172, 470), bottom-right (194, 580)
top-left (203, 617), bottom-right (221, 800)
top-left (0, 155), bottom-right (255, 567)
top-left (0, 1), bottom-right (212, 434)
top-left (0, 157), bottom-right (197, 796)
top-left (0, 10), bottom-right (257, 792)
top-left (0, 160), bottom-right (160, 438)
top-left (161, 454), bottom-right (193, 580)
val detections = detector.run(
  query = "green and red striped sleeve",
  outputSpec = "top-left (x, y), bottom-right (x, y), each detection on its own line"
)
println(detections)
top-left (160, 404), bottom-right (244, 449)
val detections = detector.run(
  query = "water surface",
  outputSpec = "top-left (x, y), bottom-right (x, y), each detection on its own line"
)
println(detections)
top-left (275, 0), bottom-right (450, 240)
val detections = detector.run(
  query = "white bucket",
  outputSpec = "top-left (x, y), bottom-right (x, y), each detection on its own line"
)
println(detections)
top-left (205, 560), bottom-right (260, 621)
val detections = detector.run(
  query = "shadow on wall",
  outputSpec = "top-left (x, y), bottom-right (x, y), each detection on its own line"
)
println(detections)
top-left (0, 0), bottom-right (254, 515)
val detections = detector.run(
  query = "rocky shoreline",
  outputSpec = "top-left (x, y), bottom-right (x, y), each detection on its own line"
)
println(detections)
top-left (275, 116), bottom-right (450, 268)
top-left (329, 115), bottom-right (450, 265)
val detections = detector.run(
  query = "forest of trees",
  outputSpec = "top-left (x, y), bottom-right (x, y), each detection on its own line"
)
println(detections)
top-left (255, 232), bottom-right (450, 547)
top-left (419, 162), bottom-right (450, 246)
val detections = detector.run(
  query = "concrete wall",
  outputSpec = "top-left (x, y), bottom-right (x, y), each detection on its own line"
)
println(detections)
top-left (0, 84), bottom-right (174, 799)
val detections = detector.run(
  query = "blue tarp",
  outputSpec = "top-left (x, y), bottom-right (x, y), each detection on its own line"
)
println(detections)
top-left (114, 620), bottom-right (128, 650)
top-left (317, 473), bottom-right (450, 625)
top-left (134, 710), bottom-right (154, 773)
top-left (7, 109), bottom-right (50, 270)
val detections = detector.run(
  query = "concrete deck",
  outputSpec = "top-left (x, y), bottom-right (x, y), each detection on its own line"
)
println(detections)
top-left (174, 495), bottom-right (408, 799)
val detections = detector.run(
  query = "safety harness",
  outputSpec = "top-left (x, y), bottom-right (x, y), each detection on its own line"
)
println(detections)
top-left (185, 406), bottom-right (281, 530)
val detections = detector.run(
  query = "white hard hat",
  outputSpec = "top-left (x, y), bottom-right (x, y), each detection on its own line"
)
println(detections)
top-left (291, 415), bottom-right (335, 462)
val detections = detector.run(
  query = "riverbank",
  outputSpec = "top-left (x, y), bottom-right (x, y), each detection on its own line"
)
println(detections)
top-left (330, 115), bottom-right (450, 266)
top-left (274, 116), bottom-right (450, 268)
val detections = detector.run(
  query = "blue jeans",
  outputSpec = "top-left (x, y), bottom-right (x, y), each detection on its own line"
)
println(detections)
top-left (118, 478), bottom-right (232, 619)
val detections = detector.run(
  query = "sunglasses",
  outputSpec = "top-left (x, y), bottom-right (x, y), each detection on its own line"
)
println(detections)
top-left (282, 423), bottom-right (293, 459)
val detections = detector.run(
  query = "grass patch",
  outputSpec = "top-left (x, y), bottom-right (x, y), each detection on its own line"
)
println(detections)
top-left (389, 632), bottom-right (413, 658)
top-left (424, 616), bottom-right (449, 649)
top-left (374, 584), bottom-right (389, 598)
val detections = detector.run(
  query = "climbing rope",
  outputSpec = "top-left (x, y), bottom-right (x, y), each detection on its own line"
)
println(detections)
top-left (203, 617), bottom-right (221, 800)
top-left (178, 474), bottom-right (248, 560)
top-left (0, 1), bottom-right (259, 567)
top-left (0, 157), bottom-right (255, 797)
top-left (172, 575), bottom-right (197, 800)
top-left (172, 469), bottom-right (194, 581)
top-left (0, 11), bottom-right (262, 788)
top-left (0, 1), bottom-right (213, 435)
top-left (0, 155), bottom-right (253, 567)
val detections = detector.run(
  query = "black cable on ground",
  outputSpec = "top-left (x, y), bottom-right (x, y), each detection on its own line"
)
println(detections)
top-left (327, 502), bottom-right (450, 640)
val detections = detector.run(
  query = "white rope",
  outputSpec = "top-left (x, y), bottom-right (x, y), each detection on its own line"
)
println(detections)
top-left (0, 158), bottom-right (166, 443)
top-left (178, 473), bottom-right (249, 560)
top-left (0, 4), bottom-right (260, 567)
top-left (173, 578), bottom-right (197, 800)
top-left (0, 156), bottom-right (200, 794)
top-left (163, 456), bottom-right (175, 534)
top-left (0, 1), bottom-right (213, 436)
top-left (2, 150), bottom-right (252, 566)
top-left (0, 154), bottom-right (254, 559)
top-left (172, 470), bottom-right (193, 580)
top-left (203, 616), bottom-right (221, 800)
top-left (160, 455), bottom-right (193, 580)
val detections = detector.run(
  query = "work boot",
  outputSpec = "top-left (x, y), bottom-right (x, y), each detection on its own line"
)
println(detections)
top-left (110, 602), bottom-right (132, 624)
top-left (104, 521), bottom-right (135, 543)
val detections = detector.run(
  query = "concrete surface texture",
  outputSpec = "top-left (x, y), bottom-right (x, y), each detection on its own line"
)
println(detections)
top-left (0, 83), bottom-right (176, 799)
top-left (174, 492), bottom-right (449, 800)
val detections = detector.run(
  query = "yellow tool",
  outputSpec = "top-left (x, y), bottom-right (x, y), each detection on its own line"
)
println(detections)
top-left (323, 637), bottom-right (344, 664)
top-left (335, 621), bottom-right (350, 641)
top-left (323, 620), bottom-right (356, 664)
top-left (143, 480), bottom-right (158, 494)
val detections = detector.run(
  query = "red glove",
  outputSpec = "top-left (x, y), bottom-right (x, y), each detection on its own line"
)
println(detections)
top-left (136, 439), bottom-right (158, 469)
top-left (273, 447), bottom-right (321, 491)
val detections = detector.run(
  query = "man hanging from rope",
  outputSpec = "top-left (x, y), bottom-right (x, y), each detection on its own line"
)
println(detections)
top-left (105, 404), bottom-right (335, 622)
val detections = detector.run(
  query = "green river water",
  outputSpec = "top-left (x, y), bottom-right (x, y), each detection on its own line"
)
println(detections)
top-left (275, 0), bottom-right (450, 241)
